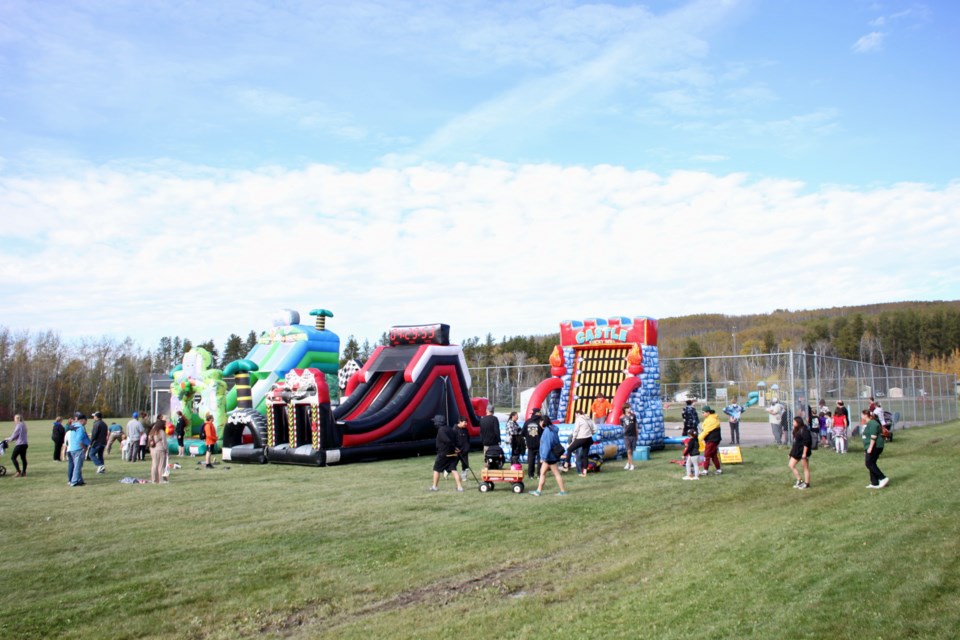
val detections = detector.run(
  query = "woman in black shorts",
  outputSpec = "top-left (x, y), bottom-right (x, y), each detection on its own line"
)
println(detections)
top-left (788, 416), bottom-right (812, 490)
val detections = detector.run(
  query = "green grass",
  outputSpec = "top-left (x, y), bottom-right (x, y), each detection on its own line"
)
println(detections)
top-left (2, 419), bottom-right (959, 639)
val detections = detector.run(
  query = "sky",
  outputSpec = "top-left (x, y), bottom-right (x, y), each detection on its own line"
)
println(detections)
top-left (1, 0), bottom-right (959, 353)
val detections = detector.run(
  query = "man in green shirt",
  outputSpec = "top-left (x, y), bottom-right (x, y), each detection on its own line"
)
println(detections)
top-left (861, 409), bottom-right (889, 489)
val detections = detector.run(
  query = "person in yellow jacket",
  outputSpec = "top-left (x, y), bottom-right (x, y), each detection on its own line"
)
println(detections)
top-left (698, 406), bottom-right (723, 475)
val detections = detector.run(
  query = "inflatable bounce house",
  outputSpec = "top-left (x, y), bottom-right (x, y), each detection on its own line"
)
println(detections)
top-left (169, 346), bottom-right (227, 451)
top-left (219, 308), bottom-right (340, 463)
top-left (502, 316), bottom-right (664, 461)
top-left (217, 316), bottom-right (484, 466)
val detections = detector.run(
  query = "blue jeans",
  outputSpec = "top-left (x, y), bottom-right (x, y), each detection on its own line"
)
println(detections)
top-left (68, 450), bottom-right (85, 485)
top-left (89, 444), bottom-right (105, 467)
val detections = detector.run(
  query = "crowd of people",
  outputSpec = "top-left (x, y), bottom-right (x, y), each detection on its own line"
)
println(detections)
top-left (1, 408), bottom-right (220, 487)
top-left (428, 394), bottom-right (896, 494)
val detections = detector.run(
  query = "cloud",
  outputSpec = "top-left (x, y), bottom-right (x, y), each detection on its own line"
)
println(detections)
top-left (1, 161), bottom-right (958, 351)
top-left (853, 31), bottom-right (886, 53)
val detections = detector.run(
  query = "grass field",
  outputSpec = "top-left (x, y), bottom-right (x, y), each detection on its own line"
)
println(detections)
top-left (2, 419), bottom-right (959, 639)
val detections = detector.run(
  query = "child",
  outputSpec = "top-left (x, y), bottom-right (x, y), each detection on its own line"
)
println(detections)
top-left (832, 407), bottom-right (848, 453)
top-left (819, 411), bottom-right (830, 448)
top-left (682, 426), bottom-right (700, 480)
top-left (138, 428), bottom-right (148, 462)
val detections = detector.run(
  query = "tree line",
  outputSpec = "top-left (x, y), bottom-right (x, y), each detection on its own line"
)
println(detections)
top-left (3, 301), bottom-right (956, 421)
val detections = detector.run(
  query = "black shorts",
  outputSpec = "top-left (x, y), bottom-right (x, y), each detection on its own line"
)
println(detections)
top-left (433, 455), bottom-right (458, 473)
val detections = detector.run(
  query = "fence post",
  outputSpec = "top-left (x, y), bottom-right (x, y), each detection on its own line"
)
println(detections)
top-left (703, 357), bottom-right (708, 401)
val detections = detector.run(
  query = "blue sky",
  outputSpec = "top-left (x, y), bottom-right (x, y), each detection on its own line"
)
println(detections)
top-left (1, 0), bottom-right (959, 351)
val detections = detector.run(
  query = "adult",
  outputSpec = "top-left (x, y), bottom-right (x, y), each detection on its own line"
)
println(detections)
top-left (862, 409), bottom-right (889, 489)
top-left (7, 414), bottom-right (28, 478)
top-left (65, 412), bottom-right (91, 487)
top-left (530, 416), bottom-right (567, 496)
top-left (722, 398), bottom-right (744, 445)
top-left (479, 405), bottom-right (501, 465)
top-left (788, 416), bottom-right (812, 489)
top-left (174, 410), bottom-right (187, 457)
top-left (429, 415), bottom-right (463, 492)
top-left (126, 412), bottom-right (145, 462)
top-left (698, 406), bottom-right (722, 475)
top-left (202, 413), bottom-right (217, 469)
top-left (620, 405), bottom-right (639, 471)
top-left (681, 399), bottom-right (699, 437)
top-left (522, 407), bottom-right (543, 480)
top-left (766, 397), bottom-right (785, 445)
top-left (561, 412), bottom-right (596, 477)
top-left (591, 394), bottom-right (612, 424)
top-left (873, 401), bottom-right (887, 431)
top-left (89, 411), bottom-right (108, 474)
top-left (106, 421), bottom-right (124, 455)
top-left (505, 411), bottom-right (525, 466)
top-left (149, 415), bottom-right (169, 484)
top-left (51, 416), bottom-right (66, 462)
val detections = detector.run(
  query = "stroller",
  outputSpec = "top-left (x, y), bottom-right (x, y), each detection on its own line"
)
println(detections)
top-left (484, 445), bottom-right (505, 470)
top-left (0, 439), bottom-right (8, 476)
top-left (479, 445), bottom-right (525, 494)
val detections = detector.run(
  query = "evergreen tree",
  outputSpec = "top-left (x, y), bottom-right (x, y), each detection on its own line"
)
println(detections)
top-left (221, 333), bottom-right (245, 368)
top-left (341, 335), bottom-right (360, 366)
top-left (244, 330), bottom-right (258, 353)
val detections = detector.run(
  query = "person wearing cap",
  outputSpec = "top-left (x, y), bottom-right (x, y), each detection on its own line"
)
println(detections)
top-left (105, 421), bottom-right (124, 456)
top-left (6, 414), bottom-right (29, 478)
top-left (766, 397), bottom-right (785, 446)
top-left (65, 412), bottom-right (91, 486)
top-left (51, 416), bottom-right (66, 462)
top-left (429, 415), bottom-right (463, 492)
top-left (479, 405), bottom-right (501, 466)
top-left (522, 407), bottom-right (543, 480)
top-left (698, 406), bottom-right (723, 475)
top-left (126, 412), bottom-right (145, 462)
top-left (89, 411), bottom-right (108, 474)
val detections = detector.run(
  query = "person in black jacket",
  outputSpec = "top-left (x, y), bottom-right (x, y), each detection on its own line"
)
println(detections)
top-left (522, 407), bottom-right (543, 480)
top-left (51, 416), bottom-right (66, 461)
top-left (479, 405), bottom-right (501, 466)
top-left (88, 411), bottom-right (108, 474)
top-left (681, 399), bottom-right (699, 436)
top-left (174, 410), bottom-right (187, 457)
top-left (456, 417), bottom-right (472, 481)
top-left (430, 415), bottom-right (462, 492)
top-left (788, 416), bottom-right (812, 490)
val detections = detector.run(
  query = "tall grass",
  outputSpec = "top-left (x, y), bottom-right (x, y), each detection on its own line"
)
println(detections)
top-left (1, 419), bottom-right (958, 639)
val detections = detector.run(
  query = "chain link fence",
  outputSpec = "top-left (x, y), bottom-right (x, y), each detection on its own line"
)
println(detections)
top-left (468, 352), bottom-right (958, 427)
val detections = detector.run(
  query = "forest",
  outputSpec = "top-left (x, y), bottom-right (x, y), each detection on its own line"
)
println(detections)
top-left (1, 301), bottom-right (958, 421)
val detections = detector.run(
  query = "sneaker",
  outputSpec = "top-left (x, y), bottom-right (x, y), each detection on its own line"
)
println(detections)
top-left (529, 490), bottom-right (541, 496)
top-left (878, 477), bottom-right (890, 488)
top-left (628, 465), bottom-right (635, 471)
top-left (97, 466), bottom-right (105, 474)
top-left (866, 484), bottom-right (879, 489)
top-left (715, 469), bottom-right (723, 475)
top-left (205, 463), bottom-right (214, 469)
top-left (682, 475), bottom-right (692, 480)
top-left (624, 463), bottom-right (631, 470)
top-left (443, 470), bottom-right (449, 478)
top-left (793, 480), bottom-right (801, 488)
top-left (456, 487), bottom-right (464, 492)
top-left (461, 470), bottom-right (469, 481)
top-left (797, 482), bottom-right (808, 490)
top-left (691, 475), bottom-right (699, 480)
top-left (557, 491), bottom-right (568, 496)
top-left (428, 486), bottom-right (438, 492)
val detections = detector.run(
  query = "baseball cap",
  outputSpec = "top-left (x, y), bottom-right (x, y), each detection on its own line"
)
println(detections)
top-left (92, 411), bottom-right (102, 419)
top-left (132, 411), bottom-right (139, 418)
top-left (702, 405), bottom-right (714, 413)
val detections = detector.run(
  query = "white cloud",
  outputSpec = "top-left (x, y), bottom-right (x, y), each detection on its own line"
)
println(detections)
top-left (1, 161), bottom-right (958, 351)
top-left (853, 31), bottom-right (886, 53)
